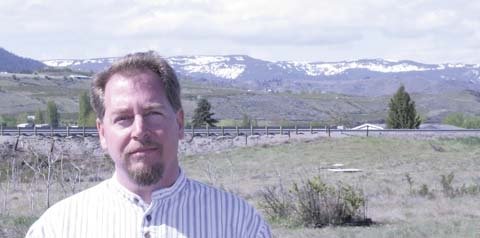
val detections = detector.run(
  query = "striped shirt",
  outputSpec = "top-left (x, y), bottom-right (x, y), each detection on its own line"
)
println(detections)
top-left (26, 169), bottom-right (271, 238)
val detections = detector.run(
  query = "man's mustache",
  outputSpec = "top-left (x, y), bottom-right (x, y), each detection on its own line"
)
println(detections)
top-left (125, 140), bottom-right (163, 154)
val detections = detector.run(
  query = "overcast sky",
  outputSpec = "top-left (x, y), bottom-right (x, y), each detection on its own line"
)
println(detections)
top-left (1, 0), bottom-right (479, 64)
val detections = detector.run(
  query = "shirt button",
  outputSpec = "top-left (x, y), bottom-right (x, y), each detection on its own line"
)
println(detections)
top-left (144, 231), bottom-right (150, 238)
top-left (146, 214), bottom-right (152, 222)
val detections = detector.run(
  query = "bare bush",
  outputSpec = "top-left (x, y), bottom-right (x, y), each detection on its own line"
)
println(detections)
top-left (261, 185), bottom-right (293, 221)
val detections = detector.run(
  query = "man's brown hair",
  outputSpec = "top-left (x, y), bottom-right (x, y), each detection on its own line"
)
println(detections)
top-left (90, 51), bottom-right (182, 120)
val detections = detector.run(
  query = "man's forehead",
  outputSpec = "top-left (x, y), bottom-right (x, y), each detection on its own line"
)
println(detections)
top-left (112, 68), bottom-right (159, 82)
top-left (105, 70), bottom-right (165, 91)
top-left (110, 102), bottom-right (167, 112)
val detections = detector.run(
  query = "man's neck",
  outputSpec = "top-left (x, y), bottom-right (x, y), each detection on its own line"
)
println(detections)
top-left (115, 166), bottom-right (180, 204)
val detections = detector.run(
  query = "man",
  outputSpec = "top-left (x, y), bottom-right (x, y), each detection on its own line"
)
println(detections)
top-left (26, 52), bottom-right (271, 238)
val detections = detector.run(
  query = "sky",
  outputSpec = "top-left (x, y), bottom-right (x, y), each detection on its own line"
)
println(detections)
top-left (1, 0), bottom-right (479, 64)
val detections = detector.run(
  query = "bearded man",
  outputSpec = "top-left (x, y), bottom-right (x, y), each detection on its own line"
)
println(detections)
top-left (26, 52), bottom-right (271, 238)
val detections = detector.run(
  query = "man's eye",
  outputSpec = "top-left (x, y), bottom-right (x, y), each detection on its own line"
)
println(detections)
top-left (147, 111), bottom-right (162, 116)
top-left (114, 116), bottom-right (132, 123)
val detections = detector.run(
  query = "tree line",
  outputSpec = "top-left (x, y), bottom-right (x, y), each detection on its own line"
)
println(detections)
top-left (0, 91), bottom-right (95, 128)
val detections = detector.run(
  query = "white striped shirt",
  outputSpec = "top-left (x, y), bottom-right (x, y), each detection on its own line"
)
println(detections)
top-left (26, 169), bottom-right (271, 238)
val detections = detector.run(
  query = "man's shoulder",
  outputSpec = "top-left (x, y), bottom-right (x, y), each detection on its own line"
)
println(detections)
top-left (185, 178), bottom-right (236, 196)
top-left (184, 178), bottom-right (254, 207)
top-left (182, 178), bottom-right (272, 237)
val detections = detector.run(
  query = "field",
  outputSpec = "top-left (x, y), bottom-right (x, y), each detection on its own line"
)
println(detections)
top-left (1, 135), bottom-right (480, 237)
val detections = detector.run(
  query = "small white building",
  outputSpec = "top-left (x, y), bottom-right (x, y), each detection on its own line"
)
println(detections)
top-left (17, 123), bottom-right (33, 128)
top-left (351, 123), bottom-right (384, 130)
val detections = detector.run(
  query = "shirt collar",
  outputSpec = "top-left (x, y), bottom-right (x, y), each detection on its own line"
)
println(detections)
top-left (108, 168), bottom-right (187, 204)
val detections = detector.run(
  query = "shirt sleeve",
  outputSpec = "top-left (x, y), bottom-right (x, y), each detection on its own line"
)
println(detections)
top-left (25, 220), bottom-right (46, 238)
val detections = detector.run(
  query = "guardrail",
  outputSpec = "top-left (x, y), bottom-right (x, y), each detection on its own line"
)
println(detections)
top-left (2, 125), bottom-right (480, 138)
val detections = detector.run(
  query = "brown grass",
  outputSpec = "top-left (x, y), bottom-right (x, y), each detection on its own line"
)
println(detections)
top-left (1, 136), bottom-right (480, 237)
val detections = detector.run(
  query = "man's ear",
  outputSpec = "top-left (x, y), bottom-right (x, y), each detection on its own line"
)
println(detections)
top-left (176, 109), bottom-right (184, 139)
top-left (96, 118), bottom-right (107, 150)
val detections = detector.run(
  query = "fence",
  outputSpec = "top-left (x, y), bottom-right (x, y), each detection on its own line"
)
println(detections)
top-left (2, 125), bottom-right (480, 138)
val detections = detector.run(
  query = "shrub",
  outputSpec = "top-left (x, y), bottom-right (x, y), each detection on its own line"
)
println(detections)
top-left (261, 176), bottom-right (371, 228)
top-left (418, 184), bottom-right (435, 199)
top-left (440, 172), bottom-right (455, 198)
top-left (443, 113), bottom-right (480, 129)
top-left (261, 185), bottom-right (293, 221)
top-left (406, 172), bottom-right (480, 199)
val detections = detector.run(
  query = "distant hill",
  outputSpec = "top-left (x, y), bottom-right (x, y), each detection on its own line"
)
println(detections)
top-left (0, 48), bottom-right (45, 73)
top-left (44, 55), bottom-right (480, 96)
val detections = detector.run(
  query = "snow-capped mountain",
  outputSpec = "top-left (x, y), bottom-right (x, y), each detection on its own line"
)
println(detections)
top-left (43, 55), bottom-right (480, 96)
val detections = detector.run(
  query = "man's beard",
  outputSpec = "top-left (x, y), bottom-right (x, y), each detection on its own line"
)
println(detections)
top-left (123, 142), bottom-right (164, 186)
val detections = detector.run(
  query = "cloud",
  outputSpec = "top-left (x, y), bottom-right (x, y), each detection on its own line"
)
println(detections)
top-left (0, 0), bottom-right (479, 63)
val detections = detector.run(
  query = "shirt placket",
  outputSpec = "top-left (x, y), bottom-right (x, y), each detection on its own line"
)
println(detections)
top-left (141, 200), bottom-right (164, 238)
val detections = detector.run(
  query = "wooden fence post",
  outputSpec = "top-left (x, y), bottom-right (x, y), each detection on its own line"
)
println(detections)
top-left (295, 125), bottom-right (298, 135)
top-left (265, 126), bottom-right (269, 135)
top-left (280, 126), bottom-right (283, 135)
top-left (83, 126), bottom-right (86, 137)
top-left (221, 126), bottom-right (224, 136)
top-left (236, 126), bottom-right (239, 137)
top-left (250, 124), bottom-right (253, 136)
top-left (206, 125), bottom-right (209, 137)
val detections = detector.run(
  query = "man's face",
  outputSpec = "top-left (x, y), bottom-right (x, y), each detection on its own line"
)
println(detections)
top-left (97, 70), bottom-right (184, 186)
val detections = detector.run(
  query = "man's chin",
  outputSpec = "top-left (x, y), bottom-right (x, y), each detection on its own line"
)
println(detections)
top-left (127, 162), bottom-right (164, 186)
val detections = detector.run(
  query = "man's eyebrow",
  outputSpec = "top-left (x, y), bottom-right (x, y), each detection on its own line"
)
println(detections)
top-left (143, 103), bottom-right (166, 110)
top-left (110, 107), bottom-right (131, 114)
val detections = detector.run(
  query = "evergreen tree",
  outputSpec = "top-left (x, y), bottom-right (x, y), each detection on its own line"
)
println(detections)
top-left (35, 109), bottom-right (45, 124)
top-left (78, 91), bottom-right (94, 126)
top-left (191, 98), bottom-right (218, 127)
top-left (47, 101), bottom-right (59, 127)
top-left (386, 85), bottom-right (421, 129)
top-left (241, 113), bottom-right (251, 128)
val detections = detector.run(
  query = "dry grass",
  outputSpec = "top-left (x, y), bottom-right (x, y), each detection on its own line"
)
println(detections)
top-left (1, 136), bottom-right (480, 237)
top-left (180, 136), bottom-right (480, 237)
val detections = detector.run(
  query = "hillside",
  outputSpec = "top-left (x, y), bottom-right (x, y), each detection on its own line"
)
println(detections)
top-left (1, 72), bottom-right (480, 126)
top-left (0, 48), bottom-right (45, 73)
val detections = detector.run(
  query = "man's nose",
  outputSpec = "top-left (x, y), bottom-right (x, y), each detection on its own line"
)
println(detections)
top-left (131, 115), bottom-right (149, 141)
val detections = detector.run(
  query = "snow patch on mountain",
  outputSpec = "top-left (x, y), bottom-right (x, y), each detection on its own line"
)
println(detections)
top-left (169, 56), bottom-right (246, 79)
top-left (44, 59), bottom-right (75, 67)
top-left (44, 58), bottom-right (116, 67)
top-left (278, 60), bottom-right (435, 76)
top-left (182, 63), bottom-right (246, 79)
